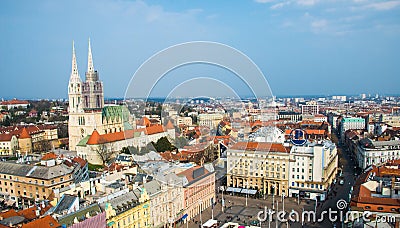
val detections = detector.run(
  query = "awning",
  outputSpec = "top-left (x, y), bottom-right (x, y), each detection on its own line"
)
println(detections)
top-left (226, 187), bottom-right (242, 193)
top-left (202, 219), bottom-right (218, 227)
top-left (241, 188), bottom-right (257, 195)
top-left (181, 214), bottom-right (188, 220)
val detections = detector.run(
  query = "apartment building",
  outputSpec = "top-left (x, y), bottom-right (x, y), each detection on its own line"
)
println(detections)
top-left (288, 140), bottom-right (338, 201)
top-left (227, 142), bottom-right (290, 196)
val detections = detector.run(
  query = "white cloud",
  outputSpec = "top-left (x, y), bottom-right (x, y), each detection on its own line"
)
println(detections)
top-left (296, 0), bottom-right (319, 6)
top-left (270, 1), bottom-right (290, 9)
top-left (311, 19), bottom-right (328, 28)
top-left (366, 1), bottom-right (400, 10)
top-left (254, 0), bottom-right (275, 3)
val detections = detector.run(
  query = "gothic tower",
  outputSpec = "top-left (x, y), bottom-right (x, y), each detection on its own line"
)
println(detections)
top-left (68, 41), bottom-right (82, 113)
top-left (68, 41), bottom-right (84, 151)
top-left (82, 38), bottom-right (104, 110)
top-left (68, 39), bottom-right (106, 151)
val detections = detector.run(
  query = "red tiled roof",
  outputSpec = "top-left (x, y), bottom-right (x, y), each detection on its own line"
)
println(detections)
top-left (166, 120), bottom-right (174, 130)
top-left (41, 152), bottom-right (57, 161)
top-left (21, 215), bottom-right (60, 228)
top-left (87, 129), bottom-right (102, 145)
top-left (37, 125), bottom-right (57, 130)
top-left (17, 207), bottom-right (37, 220)
top-left (304, 129), bottom-right (326, 135)
top-left (230, 142), bottom-right (288, 153)
top-left (72, 157), bottom-right (87, 168)
top-left (0, 209), bottom-right (18, 219)
top-left (351, 161), bottom-right (400, 209)
top-left (19, 127), bottom-right (31, 139)
top-left (144, 124), bottom-right (165, 135)
top-left (284, 129), bottom-right (326, 135)
top-left (140, 117), bottom-right (151, 127)
top-left (177, 166), bottom-right (209, 182)
top-left (0, 133), bottom-right (13, 142)
top-left (86, 125), bottom-right (166, 145)
top-left (0, 99), bottom-right (29, 105)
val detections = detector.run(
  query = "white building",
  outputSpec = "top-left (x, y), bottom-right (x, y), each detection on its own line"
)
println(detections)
top-left (340, 117), bottom-right (365, 141)
top-left (356, 138), bottom-right (400, 169)
top-left (76, 124), bottom-right (175, 165)
top-left (176, 116), bottom-right (192, 126)
top-left (288, 141), bottom-right (338, 201)
top-left (301, 101), bottom-right (319, 115)
top-left (0, 99), bottom-right (29, 110)
top-left (198, 113), bottom-right (224, 129)
top-left (313, 114), bottom-right (328, 123)
top-left (331, 96), bottom-right (347, 102)
top-left (249, 126), bottom-right (285, 144)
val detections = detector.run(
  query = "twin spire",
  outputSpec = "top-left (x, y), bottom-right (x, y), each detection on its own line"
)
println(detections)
top-left (70, 41), bottom-right (79, 80)
top-left (87, 38), bottom-right (94, 73)
top-left (70, 38), bottom-right (95, 81)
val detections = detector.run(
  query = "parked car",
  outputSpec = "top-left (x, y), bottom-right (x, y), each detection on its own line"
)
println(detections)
top-left (339, 179), bottom-right (345, 185)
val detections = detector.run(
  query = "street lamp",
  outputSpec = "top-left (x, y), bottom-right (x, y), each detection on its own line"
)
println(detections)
top-left (221, 186), bottom-right (225, 213)
top-left (297, 192), bottom-right (300, 205)
top-left (272, 185), bottom-right (275, 210)
top-left (199, 199), bottom-right (203, 226)
top-left (211, 197), bottom-right (214, 220)
top-left (268, 208), bottom-right (271, 228)
top-left (276, 200), bottom-right (279, 228)
top-left (245, 181), bottom-right (249, 207)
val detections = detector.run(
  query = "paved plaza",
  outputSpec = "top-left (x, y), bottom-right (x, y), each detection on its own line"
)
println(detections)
top-left (179, 192), bottom-right (326, 228)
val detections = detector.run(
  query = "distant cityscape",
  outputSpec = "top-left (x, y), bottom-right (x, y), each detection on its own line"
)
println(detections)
top-left (0, 36), bottom-right (399, 228)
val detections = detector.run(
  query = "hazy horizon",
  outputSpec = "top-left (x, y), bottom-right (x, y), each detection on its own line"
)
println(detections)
top-left (1, 0), bottom-right (400, 99)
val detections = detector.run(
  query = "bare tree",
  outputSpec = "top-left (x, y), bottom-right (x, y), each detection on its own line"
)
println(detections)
top-left (92, 139), bottom-right (115, 166)
top-left (34, 140), bottom-right (52, 152)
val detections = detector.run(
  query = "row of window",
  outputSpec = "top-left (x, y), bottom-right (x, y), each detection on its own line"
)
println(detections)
top-left (292, 168), bottom-right (313, 173)
top-left (291, 182), bottom-right (323, 189)
top-left (292, 175), bottom-right (312, 181)
top-left (114, 210), bottom-right (149, 228)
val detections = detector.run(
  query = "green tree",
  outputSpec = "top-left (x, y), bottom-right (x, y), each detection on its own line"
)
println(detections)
top-left (121, 147), bottom-right (130, 154)
top-left (3, 116), bottom-right (11, 126)
top-left (153, 136), bottom-right (174, 152)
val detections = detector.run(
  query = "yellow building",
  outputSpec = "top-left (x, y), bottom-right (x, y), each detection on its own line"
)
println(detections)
top-left (0, 134), bottom-right (18, 156)
top-left (18, 128), bottom-right (32, 154)
top-left (103, 188), bottom-right (151, 228)
top-left (227, 142), bottom-right (291, 196)
top-left (0, 162), bottom-right (75, 207)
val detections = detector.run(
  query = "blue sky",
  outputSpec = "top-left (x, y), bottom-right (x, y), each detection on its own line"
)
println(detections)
top-left (0, 0), bottom-right (399, 99)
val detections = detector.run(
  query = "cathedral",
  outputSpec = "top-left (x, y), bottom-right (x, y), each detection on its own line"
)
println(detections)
top-left (68, 39), bottom-right (133, 151)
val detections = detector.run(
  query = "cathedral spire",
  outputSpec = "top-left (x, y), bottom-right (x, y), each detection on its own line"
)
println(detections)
top-left (70, 40), bottom-right (80, 80)
top-left (87, 38), bottom-right (94, 73)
